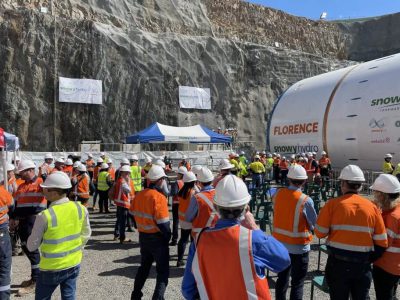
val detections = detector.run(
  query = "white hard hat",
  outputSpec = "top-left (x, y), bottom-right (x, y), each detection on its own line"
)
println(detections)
top-left (121, 158), bottom-right (130, 165)
top-left (282, 156), bottom-right (286, 160)
top-left (240, 151), bottom-right (245, 155)
top-left (41, 171), bottom-right (72, 189)
top-left (97, 158), bottom-right (103, 163)
top-left (154, 159), bottom-right (166, 169)
top-left (77, 164), bottom-right (87, 172)
top-left (130, 154), bottom-right (139, 161)
top-left (254, 155), bottom-right (260, 159)
top-left (65, 158), bottom-right (73, 166)
top-left (183, 171), bottom-right (197, 183)
top-left (17, 160), bottom-right (36, 173)
top-left (307, 152), bottom-right (313, 157)
top-left (214, 175), bottom-right (250, 208)
top-left (261, 151), bottom-right (266, 155)
top-left (256, 151), bottom-right (260, 155)
top-left (304, 158), bottom-right (308, 163)
top-left (178, 166), bottom-right (188, 175)
top-left (338, 165), bottom-right (365, 182)
top-left (44, 153), bottom-right (53, 159)
top-left (101, 152), bottom-right (105, 156)
top-left (15, 156), bottom-right (20, 161)
top-left (321, 151), bottom-right (327, 155)
top-left (55, 157), bottom-right (65, 163)
top-left (301, 152), bottom-right (306, 157)
top-left (6, 163), bottom-right (15, 172)
top-left (290, 154), bottom-right (296, 159)
top-left (72, 152), bottom-right (78, 156)
top-left (267, 153), bottom-right (272, 158)
top-left (108, 159), bottom-right (113, 163)
top-left (145, 157), bottom-right (152, 163)
top-left (197, 167), bottom-right (214, 183)
top-left (277, 154), bottom-right (281, 158)
top-left (219, 159), bottom-right (234, 170)
top-left (182, 155), bottom-right (187, 159)
top-left (73, 161), bottom-right (81, 168)
top-left (147, 165), bottom-right (166, 181)
top-left (370, 174), bottom-right (400, 194)
top-left (288, 165), bottom-right (308, 180)
top-left (120, 165), bottom-right (131, 173)
top-left (385, 153), bottom-right (393, 158)
top-left (191, 165), bottom-right (202, 175)
top-left (87, 153), bottom-right (93, 158)
top-left (101, 163), bottom-right (109, 169)
top-left (312, 152), bottom-right (317, 155)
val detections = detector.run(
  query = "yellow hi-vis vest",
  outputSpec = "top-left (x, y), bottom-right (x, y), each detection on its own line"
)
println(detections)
top-left (40, 201), bottom-right (84, 271)
top-left (130, 165), bottom-right (142, 192)
top-left (97, 171), bottom-right (110, 191)
top-left (394, 163), bottom-right (400, 176)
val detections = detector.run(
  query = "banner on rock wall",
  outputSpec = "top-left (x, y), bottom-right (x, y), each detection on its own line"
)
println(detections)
top-left (59, 77), bottom-right (102, 105)
top-left (179, 86), bottom-right (211, 110)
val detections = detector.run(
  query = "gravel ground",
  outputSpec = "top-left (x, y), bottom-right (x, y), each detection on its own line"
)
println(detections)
top-left (10, 197), bottom-right (397, 300)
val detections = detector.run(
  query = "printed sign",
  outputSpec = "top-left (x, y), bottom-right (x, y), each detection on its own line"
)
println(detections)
top-left (59, 77), bottom-right (102, 105)
top-left (179, 86), bottom-right (211, 110)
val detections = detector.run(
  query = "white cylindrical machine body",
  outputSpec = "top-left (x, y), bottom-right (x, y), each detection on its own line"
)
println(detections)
top-left (268, 53), bottom-right (400, 171)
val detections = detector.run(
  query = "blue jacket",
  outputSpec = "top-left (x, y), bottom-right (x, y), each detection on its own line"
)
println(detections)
top-left (181, 219), bottom-right (291, 300)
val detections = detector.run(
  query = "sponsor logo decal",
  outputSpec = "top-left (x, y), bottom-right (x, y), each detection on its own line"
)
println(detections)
top-left (369, 118), bottom-right (386, 132)
top-left (273, 144), bottom-right (319, 153)
top-left (371, 137), bottom-right (390, 144)
top-left (273, 122), bottom-right (318, 136)
top-left (371, 96), bottom-right (400, 112)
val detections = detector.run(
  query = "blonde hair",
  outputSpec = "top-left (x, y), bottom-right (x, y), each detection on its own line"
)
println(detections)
top-left (373, 190), bottom-right (400, 211)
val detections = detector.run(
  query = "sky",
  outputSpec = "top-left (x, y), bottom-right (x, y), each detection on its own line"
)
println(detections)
top-left (246, 0), bottom-right (400, 20)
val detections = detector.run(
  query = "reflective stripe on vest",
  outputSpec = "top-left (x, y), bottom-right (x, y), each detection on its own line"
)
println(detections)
top-left (192, 225), bottom-right (270, 300)
top-left (326, 240), bottom-right (374, 252)
top-left (273, 193), bottom-right (312, 241)
top-left (40, 201), bottom-right (84, 270)
top-left (192, 192), bottom-right (217, 235)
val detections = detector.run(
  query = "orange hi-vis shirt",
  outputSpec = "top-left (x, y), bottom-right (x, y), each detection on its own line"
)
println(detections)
top-left (109, 167), bottom-right (116, 181)
top-left (178, 189), bottom-right (196, 230)
top-left (374, 204), bottom-right (400, 275)
top-left (318, 157), bottom-right (331, 169)
top-left (273, 188), bottom-right (313, 245)
top-left (173, 180), bottom-right (184, 204)
top-left (305, 159), bottom-right (316, 174)
top-left (86, 159), bottom-right (95, 172)
top-left (7, 177), bottom-right (18, 195)
top-left (315, 193), bottom-right (388, 252)
top-left (73, 173), bottom-right (90, 200)
top-left (93, 166), bottom-right (101, 183)
top-left (192, 224), bottom-right (271, 300)
top-left (14, 176), bottom-right (47, 216)
top-left (63, 165), bottom-right (73, 178)
top-left (114, 177), bottom-right (135, 209)
top-left (0, 185), bottom-right (13, 225)
top-left (273, 158), bottom-right (281, 166)
top-left (179, 161), bottom-right (191, 171)
top-left (191, 189), bottom-right (218, 238)
top-left (279, 160), bottom-right (289, 171)
top-left (131, 188), bottom-right (169, 233)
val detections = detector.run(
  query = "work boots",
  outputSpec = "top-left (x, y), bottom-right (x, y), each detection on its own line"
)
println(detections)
top-left (17, 279), bottom-right (36, 296)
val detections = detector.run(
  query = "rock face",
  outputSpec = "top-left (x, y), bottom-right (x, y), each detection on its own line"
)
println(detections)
top-left (0, 0), bottom-right (398, 150)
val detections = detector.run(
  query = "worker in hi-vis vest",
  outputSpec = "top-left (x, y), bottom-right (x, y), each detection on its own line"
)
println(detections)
top-left (27, 171), bottom-right (91, 300)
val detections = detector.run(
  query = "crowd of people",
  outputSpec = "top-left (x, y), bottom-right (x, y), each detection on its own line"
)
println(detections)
top-left (0, 150), bottom-right (399, 300)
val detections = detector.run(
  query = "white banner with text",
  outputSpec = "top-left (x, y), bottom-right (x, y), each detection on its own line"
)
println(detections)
top-left (59, 77), bottom-right (102, 105)
top-left (179, 86), bottom-right (211, 110)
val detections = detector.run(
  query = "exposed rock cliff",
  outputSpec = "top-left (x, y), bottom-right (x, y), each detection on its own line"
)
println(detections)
top-left (0, 1), bottom-right (396, 150)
